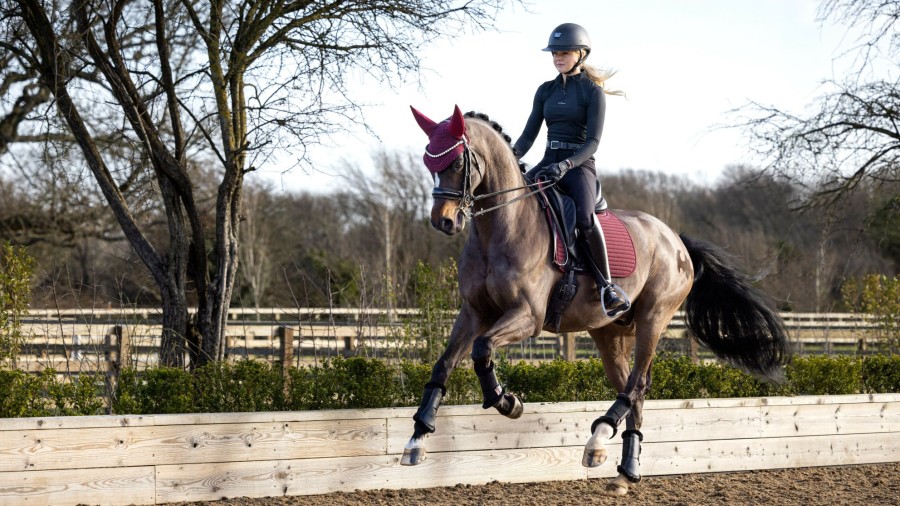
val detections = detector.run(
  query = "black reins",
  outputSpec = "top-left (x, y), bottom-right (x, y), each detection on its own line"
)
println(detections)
top-left (431, 142), bottom-right (557, 220)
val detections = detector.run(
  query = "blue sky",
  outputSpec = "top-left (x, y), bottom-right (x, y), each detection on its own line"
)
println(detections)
top-left (259, 0), bottom-right (858, 193)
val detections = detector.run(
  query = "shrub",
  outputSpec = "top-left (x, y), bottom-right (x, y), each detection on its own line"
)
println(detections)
top-left (649, 355), bottom-right (782, 399)
top-left (842, 274), bottom-right (899, 354)
top-left (398, 360), bottom-right (481, 407)
top-left (862, 355), bottom-right (900, 394)
top-left (114, 367), bottom-right (195, 414)
top-left (0, 369), bottom-right (49, 417)
top-left (0, 242), bottom-right (34, 369)
top-left (21, 354), bottom-right (892, 418)
top-left (500, 358), bottom-right (612, 403)
top-left (195, 360), bottom-right (283, 413)
top-left (786, 355), bottom-right (862, 395)
top-left (309, 357), bottom-right (397, 409)
top-left (0, 369), bottom-right (104, 417)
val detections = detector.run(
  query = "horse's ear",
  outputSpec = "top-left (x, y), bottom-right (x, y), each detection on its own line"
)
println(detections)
top-left (410, 106), bottom-right (438, 136)
top-left (448, 105), bottom-right (466, 138)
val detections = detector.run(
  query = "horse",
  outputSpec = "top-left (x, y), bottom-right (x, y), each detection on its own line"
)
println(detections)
top-left (401, 105), bottom-right (788, 495)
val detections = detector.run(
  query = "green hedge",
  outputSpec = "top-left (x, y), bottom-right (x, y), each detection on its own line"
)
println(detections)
top-left (0, 369), bottom-right (104, 418)
top-left (1, 355), bottom-right (899, 417)
top-left (112, 355), bottom-right (900, 415)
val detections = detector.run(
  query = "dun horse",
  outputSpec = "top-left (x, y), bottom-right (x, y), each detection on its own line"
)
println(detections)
top-left (402, 105), bottom-right (788, 495)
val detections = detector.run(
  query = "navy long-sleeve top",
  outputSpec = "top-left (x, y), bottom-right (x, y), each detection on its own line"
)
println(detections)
top-left (513, 72), bottom-right (606, 168)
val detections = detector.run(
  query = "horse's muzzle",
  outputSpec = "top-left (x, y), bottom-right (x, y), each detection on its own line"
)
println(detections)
top-left (431, 203), bottom-right (465, 235)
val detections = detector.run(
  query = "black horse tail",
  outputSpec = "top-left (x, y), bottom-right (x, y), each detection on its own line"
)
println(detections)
top-left (680, 234), bottom-right (789, 381)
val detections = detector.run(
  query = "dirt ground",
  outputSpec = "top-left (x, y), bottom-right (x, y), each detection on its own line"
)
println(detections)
top-left (166, 462), bottom-right (900, 506)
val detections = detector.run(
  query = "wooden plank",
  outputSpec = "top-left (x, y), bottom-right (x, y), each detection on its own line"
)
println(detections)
top-left (154, 445), bottom-right (619, 502)
top-left (0, 410), bottom-right (399, 432)
top-left (0, 418), bottom-right (386, 472)
top-left (0, 466), bottom-right (155, 506)
top-left (3, 395), bottom-right (898, 432)
top-left (642, 393), bottom-right (900, 410)
top-left (155, 431), bottom-right (900, 503)
top-left (761, 400), bottom-right (900, 437)
top-left (0, 395), bottom-right (896, 505)
top-left (386, 411), bottom-right (598, 454)
top-left (386, 401), bottom-right (900, 454)
top-left (642, 432), bottom-right (900, 475)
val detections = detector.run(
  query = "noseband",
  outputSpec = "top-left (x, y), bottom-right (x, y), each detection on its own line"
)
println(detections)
top-left (430, 140), bottom-right (481, 219)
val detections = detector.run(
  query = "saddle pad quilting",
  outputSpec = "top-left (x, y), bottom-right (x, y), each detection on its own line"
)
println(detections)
top-left (597, 211), bottom-right (637, 278)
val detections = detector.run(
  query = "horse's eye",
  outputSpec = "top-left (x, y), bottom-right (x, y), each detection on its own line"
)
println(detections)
top-left (453, 159), bottom-right (464, 171)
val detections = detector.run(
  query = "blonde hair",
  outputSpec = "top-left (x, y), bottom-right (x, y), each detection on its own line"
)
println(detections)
top-left (561, 49), bottom-right (625, 97)
top-left (582, 64), bottom-right (625, 97)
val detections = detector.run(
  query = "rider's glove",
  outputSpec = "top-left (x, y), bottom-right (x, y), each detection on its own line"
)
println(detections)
top-left (534, 160), bottom-right (571, 184)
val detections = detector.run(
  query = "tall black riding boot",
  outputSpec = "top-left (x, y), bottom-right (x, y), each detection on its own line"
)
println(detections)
top-left (579, 216), bottom-right (631, 318)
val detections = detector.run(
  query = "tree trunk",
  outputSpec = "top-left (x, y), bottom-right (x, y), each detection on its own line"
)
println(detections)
top-left (159, 286), bottom-right (189, 368)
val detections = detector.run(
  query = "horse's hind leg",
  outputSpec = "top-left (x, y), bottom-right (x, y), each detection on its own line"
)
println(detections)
top-left (604, 372), bottom-right (650, 496)
top-left (583, 324), bottom-right (634, 468)
top-left (589, 307), bottom-right (676, 495)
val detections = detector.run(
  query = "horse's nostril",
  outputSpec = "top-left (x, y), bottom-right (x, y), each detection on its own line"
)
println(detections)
top-left (441, 217), bottom-right (455, 233)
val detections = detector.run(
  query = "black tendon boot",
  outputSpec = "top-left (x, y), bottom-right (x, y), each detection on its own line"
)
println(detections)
top-left (618, 429), bottom-right (643, 483)
top-left (412, 382), bottom-right (445, 435)
top-left (579, 217), bottom-right (631, 318)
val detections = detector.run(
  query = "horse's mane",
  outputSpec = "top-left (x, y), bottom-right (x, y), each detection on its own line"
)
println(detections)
top-left (464, 111), bottom-right (526, 172)
top-left (464, 111), bottom-right (513, 146)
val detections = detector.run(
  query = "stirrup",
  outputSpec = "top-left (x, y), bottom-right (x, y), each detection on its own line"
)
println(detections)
top-left (600, 284), bottom-right (631, 319)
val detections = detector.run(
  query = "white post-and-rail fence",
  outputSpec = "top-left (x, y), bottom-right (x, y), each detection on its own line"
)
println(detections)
top-left (15, 309), bottom-right (880, 374)
top-left (0, 393), bottom-right (897, 505)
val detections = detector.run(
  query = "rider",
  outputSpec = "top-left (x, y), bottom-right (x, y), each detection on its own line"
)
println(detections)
top-left (513, 22), bottom-right (630, 319)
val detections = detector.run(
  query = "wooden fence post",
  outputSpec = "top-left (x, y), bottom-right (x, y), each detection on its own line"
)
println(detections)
top-left (343, 334), bottom-right (357, 357)
top-left (277, 326), bottom-right (294, 368)
top-left (105, 325), bottom-right (131, 407)
top-left (277, 326), bottom-right (294, 397)
top-left (689, 338), bottom-right (700, 364)
top-left (560, 333), bottom-right (576, 361)
top-left (118, 325), bottom-right (132, 369)
top-left (105, 325), bottom-right (132, 372)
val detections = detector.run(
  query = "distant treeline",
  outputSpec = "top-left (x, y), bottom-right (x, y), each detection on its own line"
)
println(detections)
top-left (1, 154), bottom-right (897, 312)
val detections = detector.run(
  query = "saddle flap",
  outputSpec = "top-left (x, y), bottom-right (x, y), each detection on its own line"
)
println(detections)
top-left (539, 186), bottom-right (636, 278)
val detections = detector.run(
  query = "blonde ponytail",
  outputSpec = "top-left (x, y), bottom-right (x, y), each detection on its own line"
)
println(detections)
top-left (583, 64), bottom-right (625, 97)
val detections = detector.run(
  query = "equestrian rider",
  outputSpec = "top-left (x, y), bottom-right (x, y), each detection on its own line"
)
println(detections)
top-left (513, 22), bottom-right (630, 319)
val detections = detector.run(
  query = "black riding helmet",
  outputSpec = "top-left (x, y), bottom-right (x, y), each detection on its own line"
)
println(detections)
top-left (542, 23), bottom-right (591, 74)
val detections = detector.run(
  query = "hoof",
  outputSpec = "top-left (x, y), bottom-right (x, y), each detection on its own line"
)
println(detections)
top-left (495, 392), bottom-right (524, 419)
top-left (400, 446), bottom-right (426, 466)
top-left (581, 447), bottom-right (608, 467)
top-left (505, 393), bottom-right (524, 419)
top-left (605, 475), bottom-right (632, 496)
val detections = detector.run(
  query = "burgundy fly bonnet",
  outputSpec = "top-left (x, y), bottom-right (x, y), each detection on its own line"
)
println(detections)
top-left (410, 105), bottom-right (468, 173)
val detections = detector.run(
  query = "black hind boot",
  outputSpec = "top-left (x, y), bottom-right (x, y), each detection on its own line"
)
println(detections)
top-left (579, 216), bottom-right (631, 318)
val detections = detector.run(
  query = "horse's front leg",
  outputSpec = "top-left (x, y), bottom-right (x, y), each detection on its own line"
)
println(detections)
top-left (401, 306), bottom-right (478, 466)
top-left (471, 305), bottom-right (536, 419)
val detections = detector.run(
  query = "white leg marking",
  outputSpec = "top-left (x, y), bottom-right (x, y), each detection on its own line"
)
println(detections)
top-left (582, 421), bottom-right (615, 467)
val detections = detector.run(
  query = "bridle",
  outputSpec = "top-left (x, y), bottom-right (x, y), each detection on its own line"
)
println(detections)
top-left (428, 139), bottom-right (555, 220)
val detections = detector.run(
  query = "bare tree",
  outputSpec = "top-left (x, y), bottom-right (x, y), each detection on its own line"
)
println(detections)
top-left (344, 150), bottom-right (434, 307)
top-left (1, 0), bottom-right (513, 367)
top-left (737, 0), bottom-right (899, 209)
top-left (237, 182), bottom-right (272, 318)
